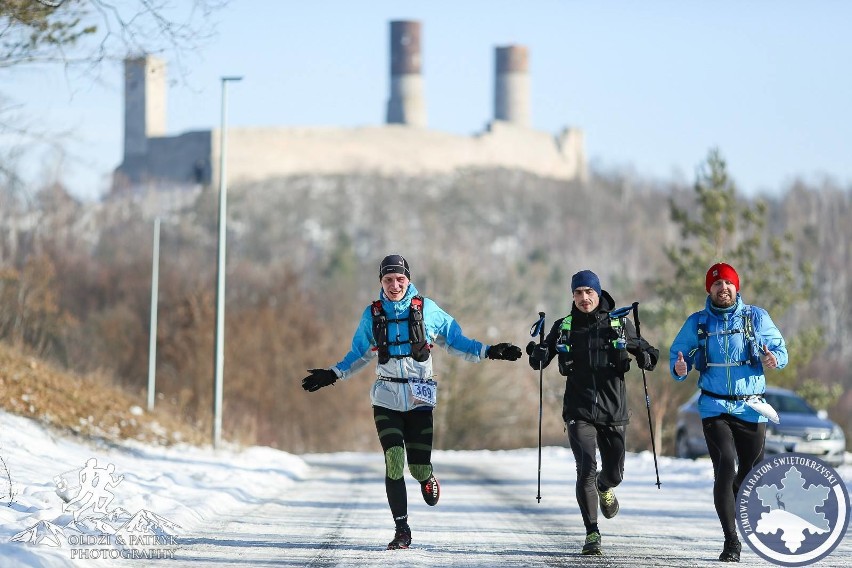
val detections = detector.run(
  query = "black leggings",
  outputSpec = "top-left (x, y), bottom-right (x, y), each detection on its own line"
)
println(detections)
top-left (373, 406), bottom-right (434, 521)
top-left (702, 414), bottom-right (766, 539)
top-left (568, 420), bottom-right (626, 532)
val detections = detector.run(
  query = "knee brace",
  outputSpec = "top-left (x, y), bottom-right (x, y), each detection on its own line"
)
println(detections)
top-left (384, 446), bottom-right (405, 480)
top-left (408, 463), bottom-right (432, 482)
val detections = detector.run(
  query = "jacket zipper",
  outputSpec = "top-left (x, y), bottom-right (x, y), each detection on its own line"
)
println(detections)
top-left (590, 322), bottom-right (599, 423)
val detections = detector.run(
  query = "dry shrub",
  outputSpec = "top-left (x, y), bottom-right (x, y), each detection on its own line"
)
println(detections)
top-left (0, 342), bottom-right (205, 446)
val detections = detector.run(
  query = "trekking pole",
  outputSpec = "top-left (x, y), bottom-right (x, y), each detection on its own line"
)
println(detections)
top-left (632, 302), bottom-right (662, 489)
top-left (529, 312), bottom-right (546, 502)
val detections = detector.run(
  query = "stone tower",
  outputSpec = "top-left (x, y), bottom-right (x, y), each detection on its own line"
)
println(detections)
top-left (386, 20), bottom-right (426, 127)
top-left (494, 45), bottom-right (530, 127)
top-left (123, 55), bottom-right (167, 161)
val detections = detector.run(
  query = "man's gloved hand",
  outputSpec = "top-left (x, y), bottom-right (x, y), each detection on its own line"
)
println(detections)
top-left (486, 342), bottom-right (522, 361)
top-left (526, 341), bottom-right (549, 369)
top-left (634, 351), bottom-right (656, 371)
top-left (301, 368), bottom-right (338, 392)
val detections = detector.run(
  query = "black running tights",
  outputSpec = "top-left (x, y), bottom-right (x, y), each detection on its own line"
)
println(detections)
top-left (702, 413), bottom-right (766, 539)
top-left (568, 420), bottom-right (626, 532)
top-left (373, 406), bottom-right (434, 521)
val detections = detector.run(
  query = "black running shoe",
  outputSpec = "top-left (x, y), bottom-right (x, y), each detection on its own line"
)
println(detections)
top-left (581, 531), bottom-right (602, 555)
top-left (387, 524), bottom-right (411, 550)
top-left (596, 473), bottom-right (619, 519)
top-left (719, 537), bottom-right (741, 562)
top-left (420, 473), bottom-right (440, 506)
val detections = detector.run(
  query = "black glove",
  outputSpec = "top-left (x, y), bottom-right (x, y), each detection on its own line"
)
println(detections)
top-left (634, 351), bottom-right (656, 371)
top-left (486, 342), bottom-right (522, 361)
top-left (301, 368), bottom-right (338, 392)
top-left (526, 341), bottom-right (549, 369)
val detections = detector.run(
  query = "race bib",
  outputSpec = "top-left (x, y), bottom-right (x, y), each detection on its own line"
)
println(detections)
top-left (409, 379), bottom-right (438, 407)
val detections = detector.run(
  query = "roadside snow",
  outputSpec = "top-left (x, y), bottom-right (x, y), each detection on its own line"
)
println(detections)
top-left (0, 410), bottom-right (849, 567)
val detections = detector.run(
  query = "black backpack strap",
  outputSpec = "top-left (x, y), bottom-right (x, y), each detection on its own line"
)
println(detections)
top-left (409, 296), bottom-right (431, 362)
top-left (701, 389), bottom-right (756, 401)
top-left (370, 297), bottom-right (431, 363)
top-left (371, 300), bottom-right (390, 364)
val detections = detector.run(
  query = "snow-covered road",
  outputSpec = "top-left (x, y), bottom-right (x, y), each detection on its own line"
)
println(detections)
top-left (1, 410), bottom-right (849, 567)
top-left (167, 450), bottom-right (852, 567)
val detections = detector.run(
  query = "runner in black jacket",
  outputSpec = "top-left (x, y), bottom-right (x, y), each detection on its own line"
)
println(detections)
top-left (527, 270), bottom-right (659, 556)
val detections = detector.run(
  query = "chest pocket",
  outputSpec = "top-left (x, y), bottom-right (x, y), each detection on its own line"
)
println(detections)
top-left (691, 308), bottom-right (758, 371)
top-left (556, 314), bottom-right (629, 375)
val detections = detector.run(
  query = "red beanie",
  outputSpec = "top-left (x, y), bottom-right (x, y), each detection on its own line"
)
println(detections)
top-left (706, 263), bottom-right (739, 293)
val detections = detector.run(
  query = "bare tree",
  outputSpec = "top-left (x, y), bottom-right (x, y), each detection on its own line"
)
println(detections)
top-left (0, 0), bottom-right (227, 69)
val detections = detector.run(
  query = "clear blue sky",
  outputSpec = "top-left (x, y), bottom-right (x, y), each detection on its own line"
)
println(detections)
top-left (4, 0), bottom-right (851, 201)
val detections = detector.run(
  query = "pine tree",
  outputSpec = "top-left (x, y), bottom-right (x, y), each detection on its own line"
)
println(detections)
top-left (647, 148), bottom-right (819, 450)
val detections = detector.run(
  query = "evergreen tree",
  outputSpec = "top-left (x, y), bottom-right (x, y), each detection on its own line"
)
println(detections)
top-left (646, 148), bottom-right (818, 450)
top-left (655, 147), bottom-right (811, 324)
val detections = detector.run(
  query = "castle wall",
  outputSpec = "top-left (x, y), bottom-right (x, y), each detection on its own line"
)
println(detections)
top-left (115, 26), bottom-right (588, 193)
top-left (208, 122), bottom-right (586, 187)
top-left (115, 130), bottom-right (212, 188)
top-left (148, 131), bottom-right (213, 184)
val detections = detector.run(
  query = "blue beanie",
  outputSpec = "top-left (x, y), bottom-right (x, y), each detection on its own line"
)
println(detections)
top-left (571, 270), bottom-right (601, 295)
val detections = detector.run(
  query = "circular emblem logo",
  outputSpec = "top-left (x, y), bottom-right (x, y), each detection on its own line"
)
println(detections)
top-left (736, 453), bottom-right (849, 566)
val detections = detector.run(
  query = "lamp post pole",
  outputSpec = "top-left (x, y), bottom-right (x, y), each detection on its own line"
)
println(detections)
top-left (213, 75), bottom-right (242, 449)
top-left (147, 216), bottom-right (161, 412)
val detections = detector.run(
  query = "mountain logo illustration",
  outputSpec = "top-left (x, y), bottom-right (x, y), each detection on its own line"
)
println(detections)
top-left (755, 466), bottom-right (829, 552)
top-left (737, 453), bottom-right (849, 566)
top-left (11, 520), bottom-right (65, 547)
top-left (118, 509), bottom-right (181, 537)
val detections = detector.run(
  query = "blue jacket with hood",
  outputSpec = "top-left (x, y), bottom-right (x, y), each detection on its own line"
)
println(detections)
top-left (332, 283), bottom-right (488, 412)
top-left (669, 294), bottom-right (788, 422)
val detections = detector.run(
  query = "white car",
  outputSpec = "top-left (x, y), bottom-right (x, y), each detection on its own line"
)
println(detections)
top-left (675, 386), bottom-right (846, 467)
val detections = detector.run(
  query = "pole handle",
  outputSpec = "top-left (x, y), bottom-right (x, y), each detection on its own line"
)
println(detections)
top-left (631, 301), bottom-right (641, 338)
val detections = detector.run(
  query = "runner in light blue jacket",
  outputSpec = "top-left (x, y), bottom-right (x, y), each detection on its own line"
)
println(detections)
top-left (669, 262), bottom-right (787, 562)
top-left (332, 279), bottom-right (489, 409)
top-left (301, 254), bottom-right (521, 550)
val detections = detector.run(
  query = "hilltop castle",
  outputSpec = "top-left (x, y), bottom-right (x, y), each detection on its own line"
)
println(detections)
top-left (113, 21), bottom-right (586, 191)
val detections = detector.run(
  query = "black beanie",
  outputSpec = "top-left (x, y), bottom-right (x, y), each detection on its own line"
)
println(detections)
top-left (379, 254), bottom-right (411, 280)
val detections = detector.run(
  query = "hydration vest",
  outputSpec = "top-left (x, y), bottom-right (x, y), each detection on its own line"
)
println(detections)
top-left (691, 306), bottom-right (759, 372)
top-left (554, 311), bottom-right (629, 375)
top-left (371, 296), bottom-right (431, 364)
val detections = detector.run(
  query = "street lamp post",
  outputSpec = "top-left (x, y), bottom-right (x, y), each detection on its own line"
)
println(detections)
top-left (147, 216), bottom-right (161, 412)
top-left (213, 75), bottom-right (242, 449)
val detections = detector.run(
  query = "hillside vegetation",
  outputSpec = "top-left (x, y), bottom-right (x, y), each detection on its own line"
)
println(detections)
top-left (0, 342), bottom-right (205, 446)
top-left (1, 160), bottom-right (850, 454)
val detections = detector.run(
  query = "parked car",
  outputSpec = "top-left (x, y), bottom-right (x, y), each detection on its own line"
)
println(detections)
top-left (674, 386), bottom-right (846, 466)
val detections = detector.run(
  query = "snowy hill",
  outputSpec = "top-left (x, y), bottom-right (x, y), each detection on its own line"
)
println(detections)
top-left (0, 411), bottom-right (306, 566)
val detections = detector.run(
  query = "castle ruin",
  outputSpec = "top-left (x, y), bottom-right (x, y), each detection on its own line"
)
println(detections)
top-left (113, 21), bottom-right (586, 191)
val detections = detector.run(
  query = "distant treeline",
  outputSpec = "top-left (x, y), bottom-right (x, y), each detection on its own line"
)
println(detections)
top-left (0, 166), bottom-right (850, 452)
